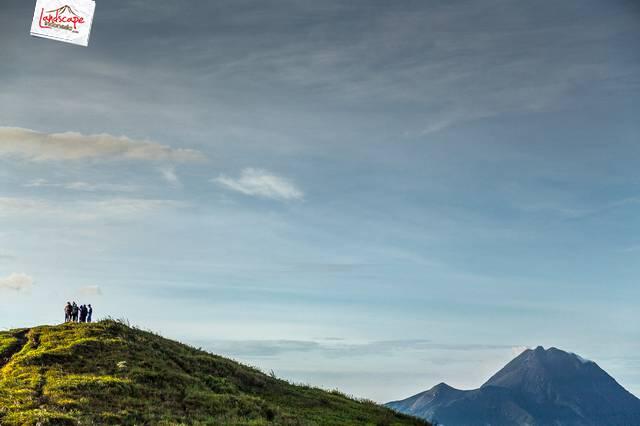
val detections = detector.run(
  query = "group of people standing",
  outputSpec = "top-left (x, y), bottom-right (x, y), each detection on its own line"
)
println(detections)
top-left (64, 302), bottom-right (93, 323)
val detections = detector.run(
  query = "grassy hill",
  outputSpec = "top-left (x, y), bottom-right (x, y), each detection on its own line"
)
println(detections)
top-left (0, 320), bottom-right (429, 426)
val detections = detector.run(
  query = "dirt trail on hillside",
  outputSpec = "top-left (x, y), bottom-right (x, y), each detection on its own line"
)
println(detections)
top-left (0, 329), bottom-right (30, 371)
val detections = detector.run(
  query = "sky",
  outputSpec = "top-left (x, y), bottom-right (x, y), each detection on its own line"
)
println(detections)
top-left (1, 0), bottom-right (639, 403)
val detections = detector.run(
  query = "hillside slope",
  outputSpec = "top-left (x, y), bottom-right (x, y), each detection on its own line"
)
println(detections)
top-left (0, 320), bottom-right (429, 426)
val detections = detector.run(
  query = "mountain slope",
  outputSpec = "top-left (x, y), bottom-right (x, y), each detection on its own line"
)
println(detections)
top-left (386, 346), bottom-right (640, 426)
top-left (0, 321), bottom-right (430, 426)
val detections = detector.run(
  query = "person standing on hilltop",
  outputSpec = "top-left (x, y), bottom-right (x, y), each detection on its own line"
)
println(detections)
top-left (64, 302), bottom-right (72, 322)
top-left (79, 305), bottom-right (87, 323)
top-left (87, 304), bottom-right (93, 323)
top-left (72, 302), bottom-right (79, 322)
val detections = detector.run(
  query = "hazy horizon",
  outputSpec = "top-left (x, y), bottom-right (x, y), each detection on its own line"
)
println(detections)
top-left (1, 0), bottom-right (639, 402)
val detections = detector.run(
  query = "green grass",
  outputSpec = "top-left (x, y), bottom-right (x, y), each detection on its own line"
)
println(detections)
top-left (0, 320), bottom-right (429, 426)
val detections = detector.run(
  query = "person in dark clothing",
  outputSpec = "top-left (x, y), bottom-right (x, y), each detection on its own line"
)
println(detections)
top-left (79, 305), bottom-right (87, 323)
top-left (72, 302), bottom-right (79, 322)
top-left (87, 304), bottom-right (93, 323)
top-left (64, 302), bottom-right (72, 322)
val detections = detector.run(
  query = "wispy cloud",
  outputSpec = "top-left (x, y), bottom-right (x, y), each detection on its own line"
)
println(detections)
top-left (160, 166), bottom-right (181, 186)
top-left (208, 340), bottom-right (320, 357)
top-left (88, 198), bottom-right (186, 217)
top-left (0, 273), bottom-right (34, 292)
top-left (213, 168), bottom-right (304, 201)
top-left (198, 338), bottom-right (516, 359)
top-left (0, 196), bottom-right (186, 221)
top-left (0, 197), bottom-right (49, 213)
top-left (25, 179), bottom-right (137, 192)
top-left (78, 285), bottom-right (102, 296)
top-left (0, 127), bottom-right (206, 162)
top-left (516, 196), bottom-right (640, 220)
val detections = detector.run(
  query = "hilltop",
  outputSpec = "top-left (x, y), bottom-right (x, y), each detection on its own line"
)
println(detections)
top-left (386, 346), bottom-right (640, 426)
top-left (0, 320), bottom-right (429, 426)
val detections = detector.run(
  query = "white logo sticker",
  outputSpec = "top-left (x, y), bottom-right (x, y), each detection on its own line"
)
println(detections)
top-left (30, 0), bottom-right (96, 47)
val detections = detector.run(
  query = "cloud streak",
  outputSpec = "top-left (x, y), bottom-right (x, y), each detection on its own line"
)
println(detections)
top-left (198, 338), bottom-right (516, 358)
top-left (0, 196), bottom-right (186, 221)
top-left (25, 179), bottom-right (137, 193)
top-left (0, 127), bottom-right (206, 163)
top-left (214, 168), bottom-right (304, 201)
top-left (78, 285), bottom-right (102, 296)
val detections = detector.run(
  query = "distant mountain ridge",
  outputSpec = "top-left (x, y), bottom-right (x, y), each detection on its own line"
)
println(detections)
top-left (386, 346), bottom-right (640, 426)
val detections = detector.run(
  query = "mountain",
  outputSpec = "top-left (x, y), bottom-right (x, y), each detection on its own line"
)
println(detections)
top-left (386, 346), bottom-right (640, 426)
top-left (0, 321), bottom-right (429, 426)
top-left (46, 5), bottom-right (80, 16)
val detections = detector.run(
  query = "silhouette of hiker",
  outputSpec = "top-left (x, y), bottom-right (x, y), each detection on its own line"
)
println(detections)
top-left (72, 302), bottom-right (79, 322)
top-left (87, 304), bottom-right (93, 323)
top-left (64, 302), bottom-right (72, 322)
top-left (79, 305), bottom-right (87, 323)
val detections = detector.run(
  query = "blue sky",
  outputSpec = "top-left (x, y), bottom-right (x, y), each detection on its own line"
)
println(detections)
top-left (1, 0), bottom-right (639, 402)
